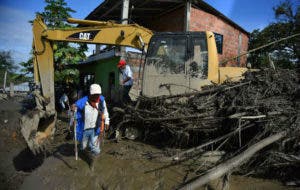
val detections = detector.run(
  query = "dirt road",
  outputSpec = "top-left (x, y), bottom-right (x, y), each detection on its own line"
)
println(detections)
top-left (0, 96), bottom-right (297, 190)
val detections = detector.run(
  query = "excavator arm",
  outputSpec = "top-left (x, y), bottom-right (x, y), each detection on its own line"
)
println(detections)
top-left (21, 15), bottom-right (153, 153)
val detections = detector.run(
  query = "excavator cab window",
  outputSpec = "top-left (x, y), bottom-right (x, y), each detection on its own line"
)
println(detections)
top-left (146, 35), bottom-right (187, 74)
top-left (188, 36), bottom-right (208, 78)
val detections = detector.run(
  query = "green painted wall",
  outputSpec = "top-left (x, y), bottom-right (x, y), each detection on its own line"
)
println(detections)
top-left (79, 57), bottom-right (120, 98)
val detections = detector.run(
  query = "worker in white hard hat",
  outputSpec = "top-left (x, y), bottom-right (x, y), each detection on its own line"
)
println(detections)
top-left (72, 83), bottom-right (110, 170)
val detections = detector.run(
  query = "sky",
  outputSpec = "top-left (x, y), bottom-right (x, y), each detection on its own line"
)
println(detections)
top-left (0, 0), bottom-right (297, 66)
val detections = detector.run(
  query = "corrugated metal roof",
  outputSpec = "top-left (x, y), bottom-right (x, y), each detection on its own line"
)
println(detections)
top-left (79, 49), bottom-right (117, 64)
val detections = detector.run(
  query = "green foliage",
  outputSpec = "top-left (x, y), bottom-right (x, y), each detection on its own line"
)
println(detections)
top-left (0, 51), bottom-right (17, 72)
top-left (10, 73), bottom-right (32, 84)
top-left (19, 56), bottom-right (34, 75)
top-left (25, 0), bottom-right (87, 86)
top-left (248, 0), bottom-right (299, 68)
top-left (36, 0), bottom-right (75, 28)
top-left (54, 68), bottom-right (79, 84)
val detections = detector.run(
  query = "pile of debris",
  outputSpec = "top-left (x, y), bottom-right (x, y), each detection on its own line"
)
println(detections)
top-left (0, 93), bottom-right (8, 100)
top-left (112, 68), bottom-right (299, 144)
top-left (111, 68), bottom-right (300, 184)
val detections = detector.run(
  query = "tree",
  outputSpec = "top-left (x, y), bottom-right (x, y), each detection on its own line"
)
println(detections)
top-left (0, 51), bottom-right (18, 90)
top-left (248, 0), bottom-right (299, 68)
top-left (37, 0), bottom-right (75, 28)
top-left (19, 55), bottom-right (34, 76)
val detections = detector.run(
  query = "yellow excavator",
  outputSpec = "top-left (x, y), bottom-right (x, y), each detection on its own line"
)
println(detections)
top-left (21, 16), bottom-right (247, 153)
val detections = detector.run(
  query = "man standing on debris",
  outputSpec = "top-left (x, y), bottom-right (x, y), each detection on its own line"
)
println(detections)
top-left (117, 59), bottom-right (133, 104)
top-left (72, 84), bottom-right (110, 170)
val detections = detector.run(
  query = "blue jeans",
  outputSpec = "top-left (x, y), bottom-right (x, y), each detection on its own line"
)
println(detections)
top-left (81, 128), bottom-right (100, 155)
top-left (123, 85), bottom-right (132, 104)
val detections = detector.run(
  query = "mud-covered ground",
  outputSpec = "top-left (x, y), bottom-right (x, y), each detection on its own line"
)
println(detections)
top-left (0, 95), bottom-right (298, 190)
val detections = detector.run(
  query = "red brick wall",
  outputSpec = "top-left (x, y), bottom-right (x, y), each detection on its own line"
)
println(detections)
top-left (190, 7), bottom-right (249, 66)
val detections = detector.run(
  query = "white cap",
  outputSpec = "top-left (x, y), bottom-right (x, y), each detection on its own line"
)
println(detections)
top-left (90, 84), bottom-right (102, 95)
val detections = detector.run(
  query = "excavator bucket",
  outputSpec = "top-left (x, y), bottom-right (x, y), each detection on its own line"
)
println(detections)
top-left (20, 110), bottom-right (56, 154)
top-left (20, 90), bottom-right (57, 154)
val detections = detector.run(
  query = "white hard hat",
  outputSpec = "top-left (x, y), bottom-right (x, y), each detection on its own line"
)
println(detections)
top-left (90, 84), bottom-right (102, 95)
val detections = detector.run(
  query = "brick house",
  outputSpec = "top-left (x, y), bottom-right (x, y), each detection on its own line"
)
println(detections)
top-left (77, 0), bottom-right (249, 99)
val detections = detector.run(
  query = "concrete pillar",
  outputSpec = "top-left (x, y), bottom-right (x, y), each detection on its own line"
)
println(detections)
top-left (3, 70), bottom-right (7, 92)
top-left (238, 33), bottom-right (242, 65)
top-left (9, 82), bottom-right (14, 97)
top-left (95, 44), bottom-right (101, 54)
top-left (185, 0), bottom-right (191, 32)
top-left (121, 0), bottom-right (129, 24)
top-left (120, 0), bottom-right (130, 59)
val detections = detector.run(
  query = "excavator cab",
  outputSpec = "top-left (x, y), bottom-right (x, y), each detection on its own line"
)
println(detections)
top-left (142, 32), bottom-right (215, 97)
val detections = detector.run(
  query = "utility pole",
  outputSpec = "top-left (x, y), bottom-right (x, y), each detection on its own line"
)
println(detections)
top-left (120, 0), bottom-right (129, 60)
top-left (121, 0), bottom-right (129, 24)
top-left (185, 0), bottom-right (191, 32)
top-left (3, 70), bottom-right (7, 92)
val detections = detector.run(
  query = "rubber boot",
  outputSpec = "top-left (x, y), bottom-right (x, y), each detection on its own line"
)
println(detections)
top-left (89, 157), bottom-right (95, 172)
top-left (89, 153), bottom-right (100, 172)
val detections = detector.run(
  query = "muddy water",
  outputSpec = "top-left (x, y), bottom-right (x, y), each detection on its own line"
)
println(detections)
top-left (18, 140), bottom-right (297, 190)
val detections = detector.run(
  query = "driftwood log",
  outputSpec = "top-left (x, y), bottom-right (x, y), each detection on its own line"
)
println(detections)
top-left (177, 131), bottom-right (287, 189)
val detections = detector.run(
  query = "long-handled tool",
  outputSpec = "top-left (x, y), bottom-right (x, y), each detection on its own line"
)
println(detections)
top-left (73, 109), bottom-right (78, 160)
